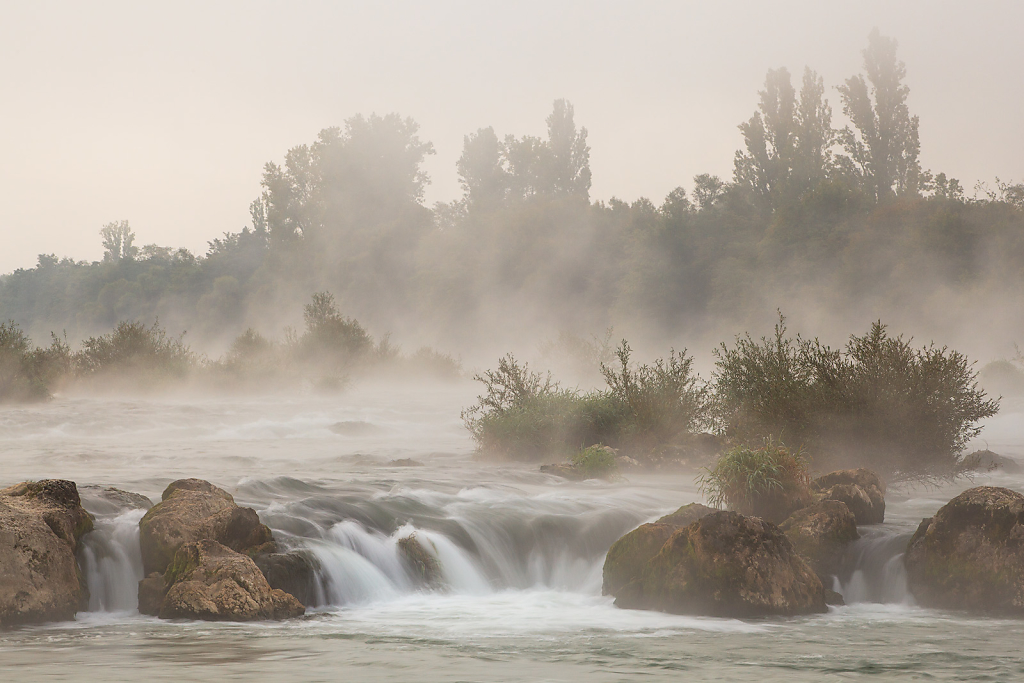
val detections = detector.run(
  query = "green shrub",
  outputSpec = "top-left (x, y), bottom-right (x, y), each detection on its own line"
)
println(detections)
top-left (570, 445), bottom-right (618, 478)
top-left (75, 319), bottom-right (197, 383)
top-left (698, 437), bottom-right (811, 522)
top-left (298, 291), bottom-right (373, 364)
top-left (714, 316), bottom-right (999, 477)
top-left (0, 321), bottom-right (49, 402)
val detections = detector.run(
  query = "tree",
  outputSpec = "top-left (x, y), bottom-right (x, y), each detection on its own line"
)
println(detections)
top-left (100, 220), bottom-right (138, 262)
top-left (457, 127), bottom-right (509, 208)
top-left (733, 67), bottom-right (835, 210)
top-left (837, 29), bottom-right (922, 201)
top-left (544, 99), bottom-right (591, 199)
top-left (692, 174), bottom-right (726, 210)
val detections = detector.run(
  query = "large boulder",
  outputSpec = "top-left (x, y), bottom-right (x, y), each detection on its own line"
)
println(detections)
top-left (138, 479), bottom-right (276, 575)
top-left (779, 500), bottom-right (859, 580)
top-left (905, 486), bottom-right (1024, 613)
top-left (0, 480), bottom-right (94, 627)
top-left (602, 503), bottom-right (716, 596)
top-left (812, 469), bottom-right (885, 525)
top-left (158, 540), bottom-right (304, 621)
top-left (253, 551), bottom-right (320, 607)
top-left (616, 511), bottom-right (827, 617)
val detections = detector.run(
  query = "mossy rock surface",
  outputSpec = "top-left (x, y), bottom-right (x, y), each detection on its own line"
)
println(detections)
top-left (0, 480), bottom-right (93, 627)
top-left (159, 539), bottom-right (304, 621)
top-left (138, 478), bottom-right (276, 575)
top-left (603, 523), bottom-right (677, 596)
top-left (656, 503), bottom-right (716, 528)
top-left (779, 500), bottom-right (859, 579)
top-left (905, 486), bottom-right (1024, 613)
top-left (625, 511), bottom-right (826, 617)
top-left (812, 469), bottom-right (885, 525)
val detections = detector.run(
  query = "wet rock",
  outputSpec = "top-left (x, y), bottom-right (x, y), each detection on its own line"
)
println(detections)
top-left (398, 534), bottom-right (444, 589)
top-left (603, 504), bottom-right (717, 596)
top-left (779, 501), bottom-right (859, 580)
top-left (812, 469), bottom-right (885, 525)
top-left (961, 449), bottom-right (1021, 474)
top-left (824, 588), bottom-right (846, 606)
top-left (616, 511), bottom-right (827, 617)
top-left (159, 540), bottom-right (304, 621)
top-left (138, 573), bottom-right (167, 616)
top-left (539, 463), bottom-right (585, 480)
top-left (656, 503), bottom-right (717, 527)
top-left (254, 551), bottom-right (320, 607)
top-left (138, 478), bottom-right (276, 575)
top-left (0, 480), bottom-right (94, 627)
top-left (79, 485), bottom-right (153, 515)
top-left (389, 458), bottom-right (424, 467)
top-left (905, 486), bottom-right (1024, 613)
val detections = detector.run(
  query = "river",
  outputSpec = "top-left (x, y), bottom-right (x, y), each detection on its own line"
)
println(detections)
top-left (2, 381), bottom-right (1023, 681)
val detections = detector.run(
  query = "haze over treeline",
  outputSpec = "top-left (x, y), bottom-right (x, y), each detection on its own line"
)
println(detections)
top-left (2, 30), bottom-right (1023, 364)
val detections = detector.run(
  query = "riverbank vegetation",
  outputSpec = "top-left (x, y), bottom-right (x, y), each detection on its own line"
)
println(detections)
top-left (465, 318), bottom-right (998, 478)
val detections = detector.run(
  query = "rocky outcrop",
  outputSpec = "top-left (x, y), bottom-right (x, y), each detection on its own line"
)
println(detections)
top-left (158, 540), bottom-right (304, 621)
top-left (779, 501), bottom-right (859, 580)
top-left (138, 479), bottom-right (276, 575)
top-left (254, 551), bottom-right (320, 607)
top-left (79, 486), bottom-right (153, 515)
top-left (612, 511), bottom-right (827, 617)
top-left (602, 504), bottom-right (716, 596)
top-left (812, 469), bottom-right (885, 525)
top-left (398, 534), bottom-right (444, 589)
top-left (0, 480), bottom-right (94, 627)
top-left (905, 486), bottom-right (1024, 613)
top-left (961, 449), bottom-right (1021, 474)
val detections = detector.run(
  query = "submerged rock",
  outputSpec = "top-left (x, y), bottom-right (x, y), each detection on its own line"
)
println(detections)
top-left (159, 540), bottom-right (304, 621)
top-left (0, 480), bottom-right (94, 627)
top-left (812, 469), bottom-right (885, 525)
top-left (602, 504), bottom-right (717, 597)
top-left (398, 534), bottom-right (444, 589)
top-left (615, 511), bottom-right (827, 617)
top-left (905, 486), bottom-right (1024, 613)
top-left (137, 573), bottom-right (167, 616)
top-left (79, 485), bottom-right (153, 515)
top-left (779, 500), bottom-right (859, 580)
top-left (961, 449), bottom-right (1022, 474)
top-left (539, 463), bottom-right (586, 480)
top-left (254, 551), bottom-right (320, 607)
top-left (138, 478), bottom-right (276, 575)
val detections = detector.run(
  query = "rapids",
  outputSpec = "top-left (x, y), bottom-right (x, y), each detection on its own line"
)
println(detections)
top-left (2, 382), bottom-right (1024, 681)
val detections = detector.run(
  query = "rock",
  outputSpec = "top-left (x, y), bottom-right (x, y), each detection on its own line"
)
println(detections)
top-left (824, 588), bottom-right (846, 606)
top-left (539, 463), bottom-right (585, 480)
top-left (779, 501), bottom-right (859, 580)
top-left (617, 511), bottom-right (827, 617)
top-left (616, 455), bottom-right (642, 469)
top-left (603, 523), bottom-right (677, 597)
top-left (388, 458), bottom-right (424, 467)
top-left (603, 504), bottom-right (717, 596)
top-left (961, 449), bottom-right (1022, 474)
top-left (905, 486), bottom-right (1024, 613)
top-left (398, 534), bottom-right (444, 589)
top-left (138, 573), bottom-right (167, 616)
top-left (254, 551), bottom-right (320, 607)
top-left (138, 478), bottom-right (276, 575)
top-left (159, 540), bottom-right (304, 621)
top-left (0, 480), bottom-right (93, 627)
top-left (79, 485), bottom-right (153, 515)
top-left (656, 503), bottom-right (717, 527)
top-left (812, 469), bottom-right (885, 525)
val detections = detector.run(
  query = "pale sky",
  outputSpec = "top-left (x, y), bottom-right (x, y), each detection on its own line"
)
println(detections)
top-left (1, 0), bottom-right (1021, 273)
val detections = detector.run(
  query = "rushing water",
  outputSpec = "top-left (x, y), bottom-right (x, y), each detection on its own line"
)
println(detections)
top-left (2, 382), bottom-right (1024, 682)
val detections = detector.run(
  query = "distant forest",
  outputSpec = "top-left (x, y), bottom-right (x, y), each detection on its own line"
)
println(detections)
top-left (2, 30), bottom-right (1022, 357)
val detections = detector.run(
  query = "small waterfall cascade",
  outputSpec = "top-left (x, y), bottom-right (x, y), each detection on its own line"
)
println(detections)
top-left (79, 509), bottom-right (146, 612)
top-left (835, 527), bottom-right (914, 605)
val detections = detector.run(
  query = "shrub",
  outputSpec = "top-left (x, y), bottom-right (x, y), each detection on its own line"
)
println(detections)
top-left (714, 315), bottom-right (999, 477)
top-left (76, 319), bottom-right (197, 382)
top-left (601, 341), bottom-right (711, 452)
top-left (570, 444), bottom-right (618, 478)
top-left (299, 292), bottom-right (372, 363)
top-left (697, 437), bottom-right (811, 522)
top-left (0, 321), bottom-right (49, 402)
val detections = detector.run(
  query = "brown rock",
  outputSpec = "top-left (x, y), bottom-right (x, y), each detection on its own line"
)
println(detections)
top-left (655, 503), bottom-right (717, 528)
top-left (0, 480), bottom-right (93, 627)
top-left (619, 511), bottom-right (826, 617)
top-left (138, 573), bottom-right (167, 616)
top-left (254, 551), bottom-right (320, 607)
top-left (779, 500), bottom-right (859, 579)
top-left (812, 469), bottom-right (885, 525)
top-left (159, 540), bottom-right (304, 621)
top-left (905, 486), bottom-right (1024, 613)
top-left (138, 478), bottom-right (276, 575)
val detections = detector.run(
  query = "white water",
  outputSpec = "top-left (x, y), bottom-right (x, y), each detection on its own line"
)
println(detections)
top-left (4, 382), bottom-right (1024, 681)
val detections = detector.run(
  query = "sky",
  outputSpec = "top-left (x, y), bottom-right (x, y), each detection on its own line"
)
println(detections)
top-left (1, 0), bottom-right (1021, 274)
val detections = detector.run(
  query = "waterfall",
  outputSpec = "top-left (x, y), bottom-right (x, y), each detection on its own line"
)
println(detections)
top-left (835, 527), bottom-right (914, 605)
top-left (79, 509), bottom-right (146, 612)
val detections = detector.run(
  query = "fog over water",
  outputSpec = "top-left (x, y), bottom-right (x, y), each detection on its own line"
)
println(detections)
top-left (2, 385), bottom-right (1024, 680)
